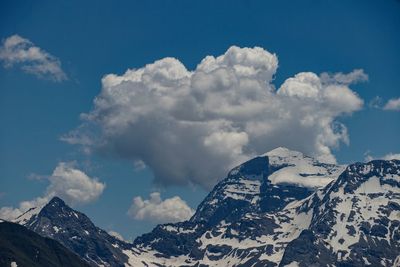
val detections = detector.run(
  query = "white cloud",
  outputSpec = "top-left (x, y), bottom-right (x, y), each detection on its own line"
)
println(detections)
top-left (64, 46), bottom-right (365, 189)
top-left (383, 97), bottom-right (400, 111)
top-left (0, 196), bottom-right (50, 221)
top-left (46, 162), bottom-right (106, 205)
top-left (0, 162), bottom-right (105, 220)
top-left (127, 192), bottom-right (194, 223)
top-left (319, 69), bottom-right (368, 85)
top-left (368, 96), bottom-right (383, 109)
top-left (364, 152), bottom-right (400, 162)
top-left (382, 153), bottom-right (400, 160)
top-left (133, 160), bottom-right (146, 171)
top-left (108, 230), bottom-right (127, 242)
top-left (0, 34), bottom-right (67, 81)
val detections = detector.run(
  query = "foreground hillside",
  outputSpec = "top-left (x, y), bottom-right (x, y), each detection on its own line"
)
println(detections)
top-left (3, 148), bottom-right (400, 266)
top-left (0, 221), bottom-right (90, 267)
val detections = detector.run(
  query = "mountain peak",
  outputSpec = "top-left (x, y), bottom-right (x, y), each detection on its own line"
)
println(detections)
top-left (263, 147), bottom-right (312, 167)
top-left (11, 197), bottom-right (67, 225)
top-left (10, 156), bottom-right (400, 266)
top-left (130, 157), bottom-right (400, 267)
top-left (15, 195), bottom-right (132, 266)
top-left (47, 196), bottom-right (67, 207)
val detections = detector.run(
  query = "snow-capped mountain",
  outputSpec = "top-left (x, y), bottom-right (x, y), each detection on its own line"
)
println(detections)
top-left (280, 159), bottom-right (400, 266)
top-left (6, 148), bottom-right (400, 267)
top-left (191, 147), bottom-right (344, 225)
top-left (13, 197), bottom-right (132, 266)
top-left (125, 150), bottom-right (399, 266)
top-left (264, 147), bottom-right (344, 188)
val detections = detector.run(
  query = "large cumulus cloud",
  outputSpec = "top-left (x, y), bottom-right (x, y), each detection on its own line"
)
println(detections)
top-left (63, 46), bottom-right (365, 189)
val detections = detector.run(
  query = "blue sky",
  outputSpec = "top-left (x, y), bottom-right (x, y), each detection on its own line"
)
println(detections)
top-left (0, 0), bottom-right (399, 239)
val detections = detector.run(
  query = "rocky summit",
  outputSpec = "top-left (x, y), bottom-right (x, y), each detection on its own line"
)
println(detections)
top-left (6, 148), bottom-right (400, 267)
top-left (13, 196), bottom-right (132, 266)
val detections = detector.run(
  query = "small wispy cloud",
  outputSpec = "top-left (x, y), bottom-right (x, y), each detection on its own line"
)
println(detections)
top-left (368, 96), bottom-right (383, 109)
top-left (108, 230), bottom-right (129, 242)
top-left (383, 97), bottom-right (400, 111)
top-left (319, 69), bottom-right (368, 85)
top-left (0, 34), bottom-right (67, 81)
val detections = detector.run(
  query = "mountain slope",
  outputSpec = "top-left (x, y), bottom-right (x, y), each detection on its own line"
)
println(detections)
top-left (192, 148), bottom-right (343, 225)
top-left (0, 221), bottom-right (90, 267)
top-left (124, 154), bottom-right (400, 266)
top-left (280, 159), bottom-right (400, 266)
top-left (123, 148), bottom-right (346, 266)
top-left (14, 197), bottom-right (132, 267)
top-left (4, 148), bottom-right (399, 267)
top-left (3, 148), bottom-right (339, 266)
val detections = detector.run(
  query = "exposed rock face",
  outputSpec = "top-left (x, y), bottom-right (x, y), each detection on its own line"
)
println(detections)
top-left (8, 148), bottom-right (400, 267)
top-left (126, 155), bottom-right (399, 267)
top-left (16, 197), bottom-right (132, 266)
top-left (280, 160), bottom-right (400, 267)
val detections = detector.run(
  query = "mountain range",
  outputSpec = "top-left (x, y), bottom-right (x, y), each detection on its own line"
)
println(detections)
top-left (2, 147), bottom-right (400, 267)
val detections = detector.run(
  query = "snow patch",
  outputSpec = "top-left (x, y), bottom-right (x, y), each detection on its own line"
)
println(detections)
top-left (264, 147), bottom-right (344, 188)
top-left (283, 261), bottom-right (300, 267)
